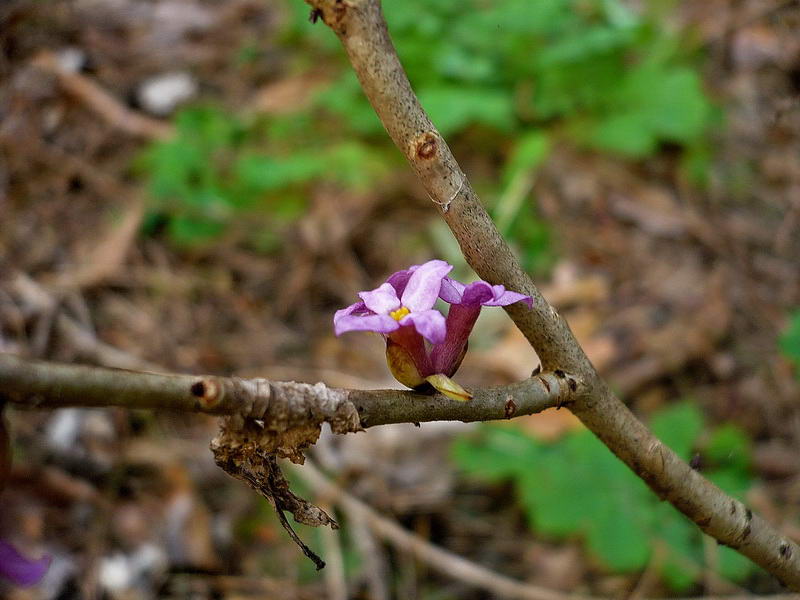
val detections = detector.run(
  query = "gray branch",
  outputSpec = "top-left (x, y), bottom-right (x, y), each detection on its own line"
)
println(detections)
top-left (302, 0), bottom-right (800, 588)
top-left (0, 353), bottom-right (573, 429)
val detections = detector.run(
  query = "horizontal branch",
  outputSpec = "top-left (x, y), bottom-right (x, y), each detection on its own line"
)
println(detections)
top-left (0, 354), bottom-right (574, 429)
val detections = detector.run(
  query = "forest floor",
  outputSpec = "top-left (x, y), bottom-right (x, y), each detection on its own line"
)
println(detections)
top-left (1, 0), bottom-right (799, 598)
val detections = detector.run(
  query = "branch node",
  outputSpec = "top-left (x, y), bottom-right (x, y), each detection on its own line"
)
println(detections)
top-left (781, 542), bottom-right (793, 559)
top-left (412, 132), bottom-right (438, 160)
top-left (190, 378), bottom-right (223, 410)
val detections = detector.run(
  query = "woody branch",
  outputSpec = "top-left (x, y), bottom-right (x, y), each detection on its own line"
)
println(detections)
top-left (0, 353), bottom-right (574, 429)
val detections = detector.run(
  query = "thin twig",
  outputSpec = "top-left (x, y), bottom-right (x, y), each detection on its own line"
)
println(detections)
top-left (32, 51), bottom-right (173, 140)
top-left (318, 501), bottom-right (348, 600)
top-left (348, 511), bottom-right (390, 600)
top-left (292, 460), bottom-right (594, 600)
top-left (301, 0), bottom-right (800, 587)
top-left (9, 273), bottom-right (160, 371)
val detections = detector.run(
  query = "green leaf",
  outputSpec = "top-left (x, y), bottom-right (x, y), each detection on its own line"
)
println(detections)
top-left (234, 153), bottom-right (325, 193)
top-left (501, 130), bottom-right (550, 188)
top-left (587, 112), bottom-right (657, 157)
top-left (585, 64), bottom-right (713, 156)
top-left (780, 309), bottom-right (800, 376)
top-left (650, 401), bottom-right (704, 461)
top-left (706, 424), bottom-right (751, 472)
top-left (167, 216), bottom-right (225, 247)
top-left (623, 66), bottom-right (711, 143)
top-left (451, 426), bottom-right (534, 482)
top-left (451, 400), bottom-right (756, 589)
top-left (418, 86), bottom-right (515, 136)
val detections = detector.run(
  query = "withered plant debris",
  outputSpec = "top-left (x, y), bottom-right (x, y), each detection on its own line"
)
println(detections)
top-left (211, 410), bottom-right (340, 570)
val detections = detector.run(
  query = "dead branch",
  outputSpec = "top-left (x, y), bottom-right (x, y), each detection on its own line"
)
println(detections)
top-left (31, 51), bottom-right (173, 141)
top-left (301, 0), bottom-right (800, 587)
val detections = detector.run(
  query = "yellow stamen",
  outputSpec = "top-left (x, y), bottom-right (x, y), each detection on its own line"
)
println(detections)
top-left (390, 306), bottom-right (410, 321)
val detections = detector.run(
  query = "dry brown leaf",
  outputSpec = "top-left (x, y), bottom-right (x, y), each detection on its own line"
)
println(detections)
top-left (54, 197), bottom-right (145, 290)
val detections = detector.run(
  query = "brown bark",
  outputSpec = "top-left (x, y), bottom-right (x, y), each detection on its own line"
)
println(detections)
top-left (0, 354), bottom-right (572, 429)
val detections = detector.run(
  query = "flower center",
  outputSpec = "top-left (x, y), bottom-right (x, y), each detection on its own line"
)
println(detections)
top-left (390, 306), bottom-right (410, 321)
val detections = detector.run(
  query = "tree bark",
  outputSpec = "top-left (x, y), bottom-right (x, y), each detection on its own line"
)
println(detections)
top-left (0, 353), bottom-right (572, 428)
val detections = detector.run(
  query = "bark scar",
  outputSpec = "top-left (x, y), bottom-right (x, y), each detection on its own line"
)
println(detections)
top-left (504, 396), bottom-right (517, 419)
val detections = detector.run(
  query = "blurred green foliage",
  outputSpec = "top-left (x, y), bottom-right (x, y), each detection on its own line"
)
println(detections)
top-left (780, 309), bottom-right (800, 378)
top-left (138, 106), bottom-right (389, 248)
top-left (296, 0), bottom-right (715, 154)
top-left (140, 0), bottom-right (716, 263)
top-left (452, 402), bottom-right (756, 590)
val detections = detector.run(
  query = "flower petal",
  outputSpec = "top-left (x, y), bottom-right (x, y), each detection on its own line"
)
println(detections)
top-left (358, 283), bottom-right (401, 315)
top-left (438, 277), bottom-right (465, 304)
top-left (400, 260), bottom-right (453, 312)
top-left (333, 301), bottom-right (369, 328)
top-left (0, 541), bottom-right (50, 587)
top-left (400, 309), bottom-right (446, 344)
top-left (461, 281), bottom-right (495, 306)
top-left (483, 285), bottom-right (533, 307)
top-left (334, 313), bottom-right (399, 336)
top-left (386, 265), bottom-right (419, 297)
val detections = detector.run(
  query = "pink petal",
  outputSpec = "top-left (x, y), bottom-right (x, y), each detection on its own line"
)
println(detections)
top-left (386, 265), bottom-right (419, 297)
top-left (438, 277), bottom-right (465, 304)
top-left (334, 301), bottom-right (368, 327)
top-left (400, 309), bottom-right (447, 345)
top-left (334, 313), bottom-right (399, 337)
top-left (484, 286), bottom-right (533, 307)
top-left (461, 281), bottom-right (495, 305)
top-left (358, 283), bottom-right (401, 315)
top-left (400, 260), bottom-right (453, 312)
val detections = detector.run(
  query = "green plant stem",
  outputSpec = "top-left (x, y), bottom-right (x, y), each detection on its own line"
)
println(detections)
top-left (301, 0), bottom-right (800, 588)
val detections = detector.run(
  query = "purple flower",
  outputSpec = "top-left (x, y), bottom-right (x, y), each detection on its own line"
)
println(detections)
top-left (334, 262), bottom-right (532, 396)
top-left (430, 279), bottom-right (533, 377)
top-left (0, 540), bottom-right (50, 587)
top-left (438, 278), bottom-right (533, 308)
top-left (334, 259), bottom-right (452, 345)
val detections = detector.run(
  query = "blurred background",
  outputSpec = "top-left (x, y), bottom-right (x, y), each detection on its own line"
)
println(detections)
top-left (1, 0), bottom-right (799, 598)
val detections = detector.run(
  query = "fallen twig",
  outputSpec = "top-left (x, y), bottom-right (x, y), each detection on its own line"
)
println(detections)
top-left (32, 51), bottom-right (173, 140)
top-left (293, 460), bottom-right (800, 600)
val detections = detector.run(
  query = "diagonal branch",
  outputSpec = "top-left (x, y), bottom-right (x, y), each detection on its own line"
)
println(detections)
top-left (302, 0), bottom-right (800, 588)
